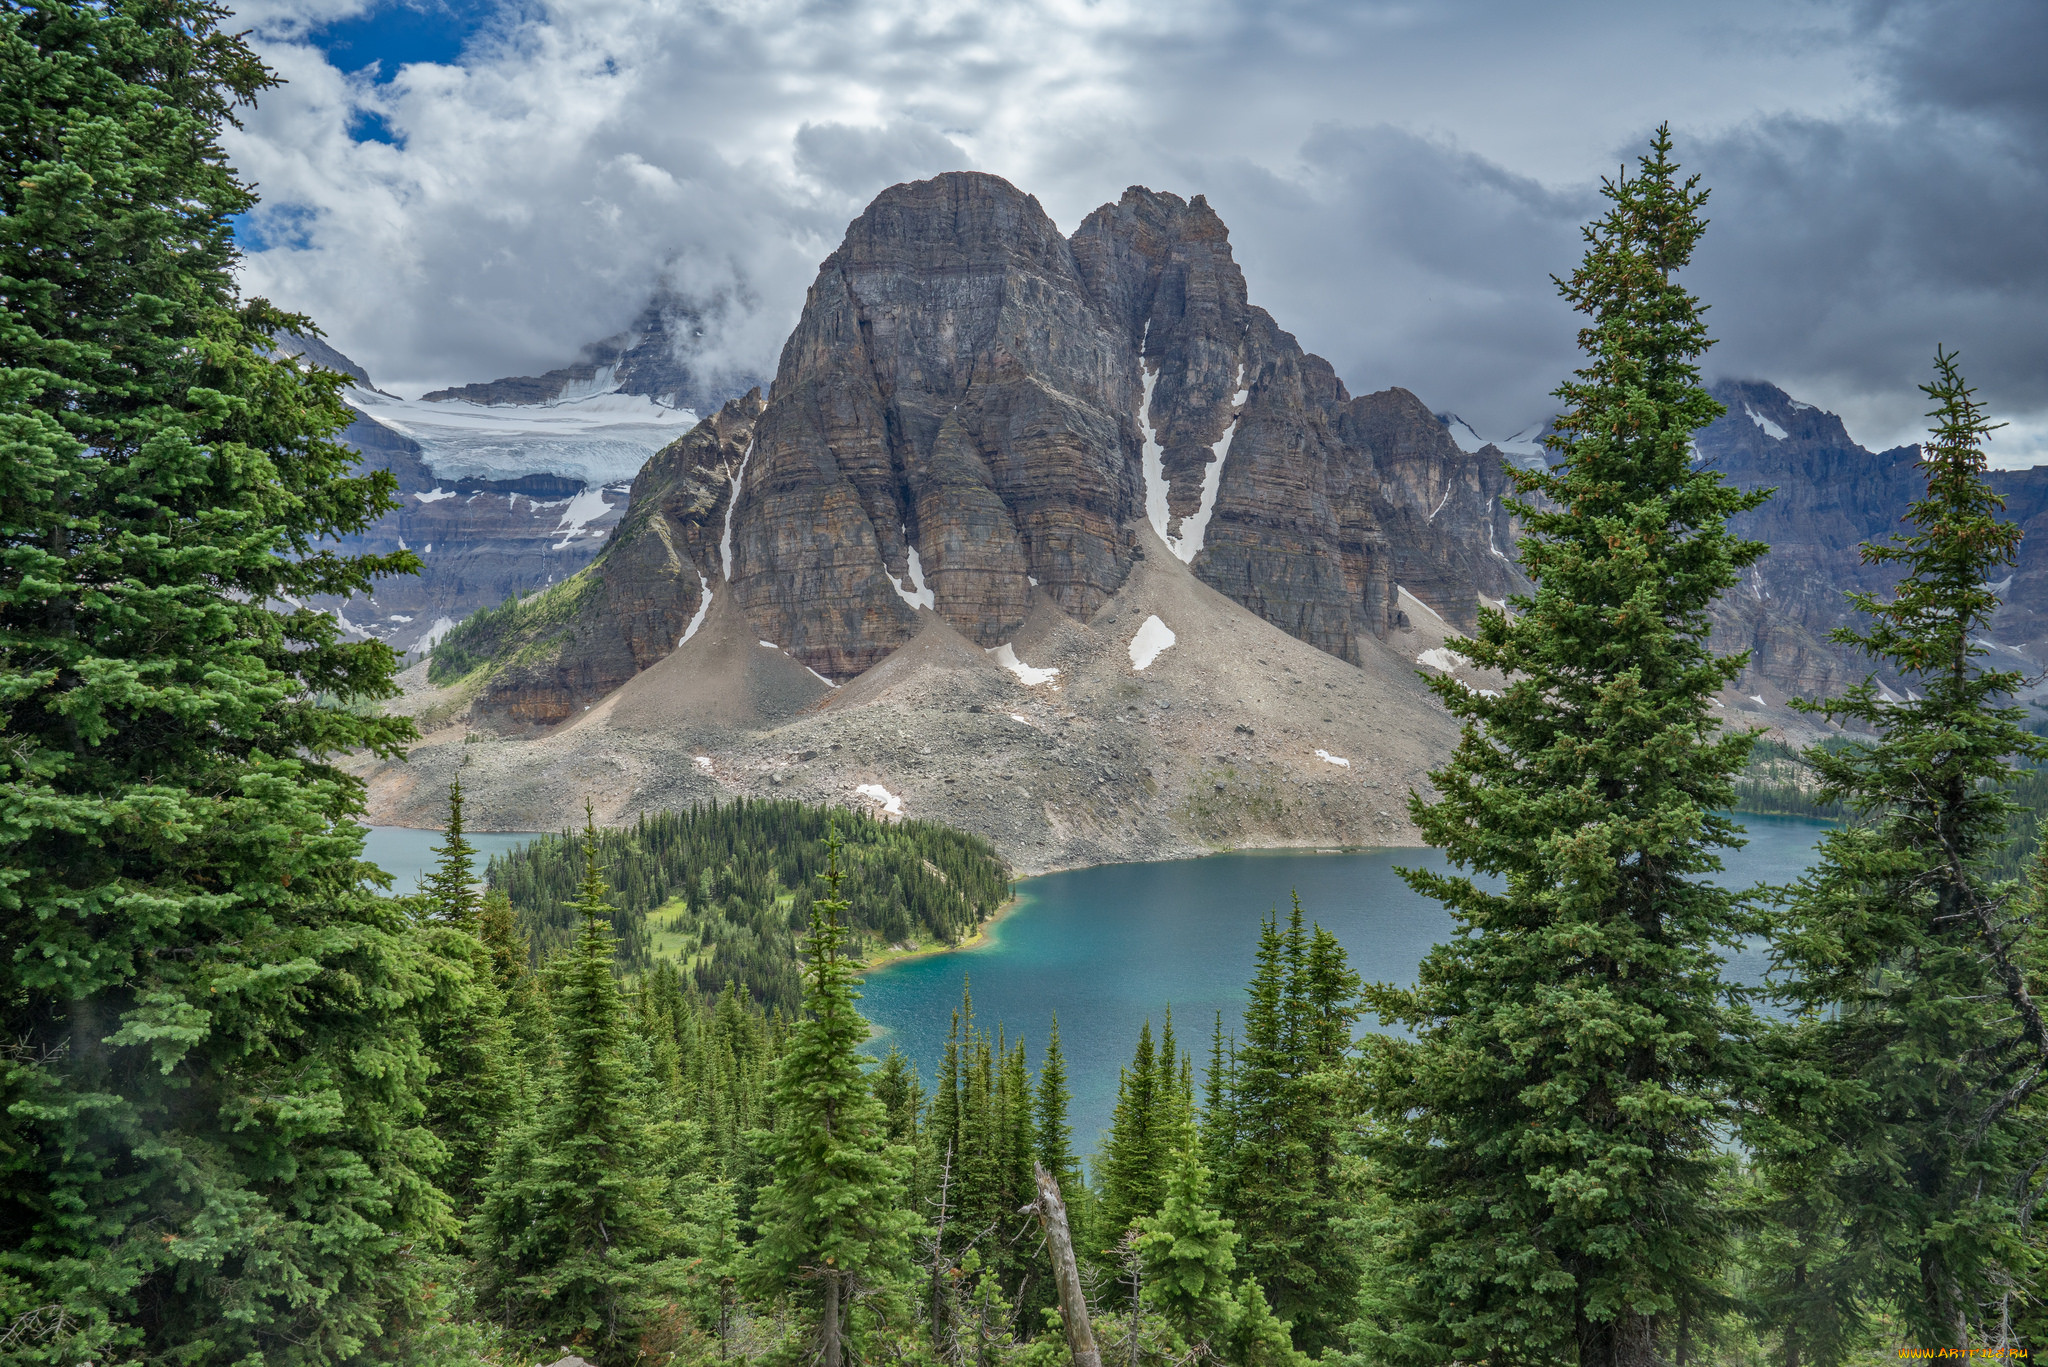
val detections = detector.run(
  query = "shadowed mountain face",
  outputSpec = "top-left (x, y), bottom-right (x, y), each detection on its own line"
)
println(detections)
top-left (440, 172), bottom-right (1530, 727)
top-left (271, 335), bottom-right (635, 655)
top-left (712, 173), bottom-right (1525, 683)
top-left (421, 290), bottom-right (751, 417)
top-left (1699, 378), bottom-right (2048, 704)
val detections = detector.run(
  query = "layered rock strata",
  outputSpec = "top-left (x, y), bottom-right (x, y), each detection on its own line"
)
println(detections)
top-left (448, 172), bottom-right (1529, 728)
top-left (309, 407), bottom-right (629, 656)
top-left (1697, 378), bottom-right (2048, 703)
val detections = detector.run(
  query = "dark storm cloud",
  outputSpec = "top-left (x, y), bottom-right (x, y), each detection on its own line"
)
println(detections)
top-left (224, 0), bottom-right (2047, 457)
top-left (1683, 0), bottom-right (2048, 454)
top-left (1198, 127), bottom-right (1591, 433)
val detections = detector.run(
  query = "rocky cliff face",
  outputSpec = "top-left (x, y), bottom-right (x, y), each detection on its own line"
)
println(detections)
top-left (443, 173), bottom-right (1529, 727)
top-left (1697, 379), bottom-right (1923, 701)
top-left (307, 402), bottom-right (629, 655)
top-left (269, 351), bottom-right (624, 655)
top-left (1697, 377), bottom-right (2048, 704)
top-left (430, 392), bottom-right (766, 728)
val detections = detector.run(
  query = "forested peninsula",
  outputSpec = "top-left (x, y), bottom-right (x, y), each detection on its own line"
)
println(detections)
top-left (3, 3), bottom-right (2045, 1365)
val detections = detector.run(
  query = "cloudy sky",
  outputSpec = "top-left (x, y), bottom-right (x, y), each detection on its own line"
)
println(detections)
top-left (228, 0), bottom-right (2048, 462)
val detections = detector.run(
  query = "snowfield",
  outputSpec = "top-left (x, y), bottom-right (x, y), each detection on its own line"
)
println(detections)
top-left (677, 574), bottom-right (711, 647)
top-left (889, 544), bottom-right (936, 610)
top-left (854, 783), bottom-right (904, 816)
top-left (347, 386), bottom-right (696, 486)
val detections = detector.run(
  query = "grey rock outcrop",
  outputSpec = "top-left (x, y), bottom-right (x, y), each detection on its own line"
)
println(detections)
top-left (448, 392), bottom-right (766, 729)
top-left (719, 174), bottom-right (1524, 682)
top-left (450, 172), bottom-right (1530, 727)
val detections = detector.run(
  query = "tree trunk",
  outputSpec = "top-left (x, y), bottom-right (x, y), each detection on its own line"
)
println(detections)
top-left (822, 1267), bottom-right (843, 1367)
top-left (1025, 1161), bottom-right (1102, 1367)
top-left (1578, 1309), bottom-right (1658, 1367)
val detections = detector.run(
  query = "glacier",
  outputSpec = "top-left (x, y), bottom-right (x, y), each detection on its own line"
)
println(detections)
top-left (346, 386), bottom-right (698, 486)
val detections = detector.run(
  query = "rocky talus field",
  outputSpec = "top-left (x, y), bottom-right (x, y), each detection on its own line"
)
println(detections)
top-left (358, 539), bottom-right (1513, 873)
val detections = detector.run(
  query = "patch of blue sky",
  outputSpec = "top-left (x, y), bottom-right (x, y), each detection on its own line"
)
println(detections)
top-left (308, 0), bottom-right (503, 84)
top-left (231, 202), bottom-right (319, 253)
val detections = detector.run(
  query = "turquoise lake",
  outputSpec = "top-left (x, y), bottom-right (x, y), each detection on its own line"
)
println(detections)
top-left (361, 814), bottom-right (1833, 1161)
top-left (856, 814), bottom-right (1833, 1158)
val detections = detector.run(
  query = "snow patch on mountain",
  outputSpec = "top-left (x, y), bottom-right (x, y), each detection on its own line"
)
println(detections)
top-left (1128, 615), bottom-right (1176, 670)
top-left (987, 643), bottom-right (1059, 686)
top-left (678, 573), bottom-right (711, 646)
top-left (1744, 404), bottom-right (1789, 441)
top-left (888, 542), bottom-right (935, 610)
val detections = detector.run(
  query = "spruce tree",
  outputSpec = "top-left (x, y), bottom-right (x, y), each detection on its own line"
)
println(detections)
top-left (471, 804), bottom-right (677, 1366)
top-left (1035, 1015), bottom-right (1082, 1204)
top-left (1755, 350), bottom-right (2048, 1350)
top-left (1357, 126), bottom-right (1765, 1366)
top-left (751, 835), bottom-right (919, 1367)
top-left (1201, 1012), bottom-right (1236, 1177)
top-left (0, 1), bottom-right (442, 1359)
top-left (1135, 1123), bottom-right (1239, 1350)
top-left (479, 883), bottom-right (552, 1080)
top-left (1096, 1018), bottom-right (1168, 1270)
top-left (416, 779), bottom-right (517, 1215)
top-left (1220, 899), bottom-right (1360, 1352)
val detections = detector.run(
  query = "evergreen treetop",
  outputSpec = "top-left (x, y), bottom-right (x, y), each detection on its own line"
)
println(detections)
top-left (751, 832), bottom-right (920, 1367)
top-left (1758, 350), bottom-right (2048, 1350)
top-left (470, 802), bottom-right (677, 1367)
top-left (1359, 125), bottom-right (1764, 1367)
top-left (0, 1), bottom-right (435, 1359)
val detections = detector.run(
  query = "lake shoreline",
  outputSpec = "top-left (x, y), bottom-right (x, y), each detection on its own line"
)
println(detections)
top-left (861, 888), bottom-right (1025, 972)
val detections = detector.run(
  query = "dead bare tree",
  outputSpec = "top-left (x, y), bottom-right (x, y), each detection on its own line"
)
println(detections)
top-left (1019, 1160), bottom-right (1101, 1367)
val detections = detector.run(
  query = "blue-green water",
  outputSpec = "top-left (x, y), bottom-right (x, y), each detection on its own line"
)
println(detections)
top-left (359, 815), bottom-right (1833, 1159)
top-left (361, 825), bottom-right (541, 896)
top-left (858, 814), bottom-right (1833, 1157)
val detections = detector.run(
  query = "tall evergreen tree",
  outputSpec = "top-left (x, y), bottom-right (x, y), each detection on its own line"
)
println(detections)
top-left (416, 779), bottom-right (516, 1215)
top-left (478, 883), bottom-right (551, 1080)
top-left (1035, 1015), bottom-right (1081, 1202)
top-left (1754, 350), bottom-right (2048, 1351)
top-left (1096, 1018), bottom-right (1168, 1270)
top-left (471, 803), bottom-right (677, 1366)
top-left (751, 835), bottom-right (919, 1367)
top-left (1357, 126), bottom-right (1765, 1367)
top-left (0, 1), bottom-right (443, 1359)
top-left (1202, 1012), bottom-right (1236, 1178)
top-left (1218, 898), bottom-right (1360, 1352)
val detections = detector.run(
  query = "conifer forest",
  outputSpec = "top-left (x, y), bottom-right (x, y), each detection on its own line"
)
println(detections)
top-left (2, 2), bottom-right (2045, 1365)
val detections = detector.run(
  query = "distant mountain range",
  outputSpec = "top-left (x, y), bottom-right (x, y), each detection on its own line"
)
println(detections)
top-left (300, 171), bottom-right (2048, 864)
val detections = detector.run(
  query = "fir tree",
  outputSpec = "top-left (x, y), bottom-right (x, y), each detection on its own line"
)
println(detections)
top-left (1358, 126), bottom-right (1765, 1366)
top-left (0, 1), bottom-right (443, 1359)
top-left (1096, 1018), bottom-right (1168, 1270)
top-left (1755, 350), bottom-right (2048, 1350)
top-left (479, 883), bottom-right (552, 1080)
top-left (751, 834), bottom-right (919, 1367)
top-left (471, 803), bottom-right (677, 1366)
top-left (1220, 899), bottom-right (1360, 1352)
top-left (1202, 1012), bottom-right (1237, 1178)
top-left (415, 779), bottom-right (517, 1216)
top-left (1136, 1123), bottom-right (1239, 1350)
top-left (1035, 1015), bottom-right (1082, 1204)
